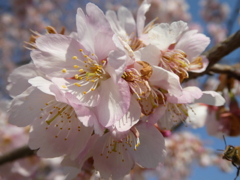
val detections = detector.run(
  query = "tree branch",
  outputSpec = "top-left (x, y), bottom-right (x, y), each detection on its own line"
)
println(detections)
top-left (0, 145), bottom-right (36, 166)
top-left (188, 30), bottom-right (240, 79)
top-left (209, 64), bottom-right (240, 81)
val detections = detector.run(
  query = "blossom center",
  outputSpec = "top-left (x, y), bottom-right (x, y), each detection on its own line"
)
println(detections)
top-left (39, 100), bottom-right (81, 141)
top-left (160, 49), bottom-right (190, 81)
top-left (61, 49), bottom-right (109, 94)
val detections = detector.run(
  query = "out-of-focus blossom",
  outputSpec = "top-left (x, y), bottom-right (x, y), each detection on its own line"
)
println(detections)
top-left (207, 23), bottom-right (227, 44)
top-left (200, 0), bottom-right (230, 23)
top-left (153, 132), bottom-right (232, 180)
top-left (142, 0), bottom-right (191, 24)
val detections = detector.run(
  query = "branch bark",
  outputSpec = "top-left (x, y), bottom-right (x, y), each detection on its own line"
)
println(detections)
top-left (0, 145), bottom-right (36, 166)
top-left (210, 64), bottom-right (240, 81)
top-left (188, 30), bottom-right (240, 79)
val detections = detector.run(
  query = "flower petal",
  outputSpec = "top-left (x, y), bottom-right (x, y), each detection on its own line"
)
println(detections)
top-left (31, 34), bottom-right (85, 78)
top-left (8, 87), bottom-right (51, 127)
top-left (96, 78), bottom-right (130, 127)
top-left (115, 96), bottom-right (141, 132)
top-left (194, 91), bottom-right (225, 106)
top-left (130, 123), bottom-right (166, 168)
top-left (138, 44), bottom-right (161, 66)
top-left (148, 21), bottom-right (188, 50)
top-left (167, 86), bottom-right (203, 104)
top-left (149, 65), bottom-right (182, 96)
top-left (29, 105), bottom-right (93, 159)
top-left (93, 133), bottom-right (134, 180)
top-left (175, 30), bottom-right (210, 61)
top-left (137, 0), bottom-right (150, 37)
top-left (7, 63), bottom-right (44, 97)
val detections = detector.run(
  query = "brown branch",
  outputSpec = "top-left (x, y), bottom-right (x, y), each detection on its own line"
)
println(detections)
top-left (209, 64), bottom-right (240, 81)
top-left (188, 30), bottom-right (240, 79)
top-left (0, 145), bottom-right (36, 166)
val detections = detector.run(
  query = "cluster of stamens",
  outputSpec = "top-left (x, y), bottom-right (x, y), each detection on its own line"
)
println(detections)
top-left (40, 100), bottom-right (81, 141)
top-left (99, 131), bottom-right (140, 162)
top-left (161, 49), bottom-right (190, 82)
top-left (61, 49), bottom-right (108, 95)
top-left (122, 68), bottom-right (165, 115)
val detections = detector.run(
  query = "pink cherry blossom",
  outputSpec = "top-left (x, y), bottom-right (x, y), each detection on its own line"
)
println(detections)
top-left (145, 21), bottom-right (210, 80)
top-left (92, 123), bottom-right (166, 180)
top-left (31, 3), bottom-right (131, 128)
top-left (9, 79), bottom-right (95, 159)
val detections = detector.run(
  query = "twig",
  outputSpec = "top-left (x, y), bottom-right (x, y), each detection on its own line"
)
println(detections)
top-left (209, 64), bottom-right (240, 81)
top-left (0, 145), bottom-right (36, 166)
top-left (188, 30), bottom-right (240, 79)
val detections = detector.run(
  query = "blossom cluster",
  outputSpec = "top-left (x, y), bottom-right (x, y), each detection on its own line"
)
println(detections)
top-left (7, 1), bottom-right (225, 179)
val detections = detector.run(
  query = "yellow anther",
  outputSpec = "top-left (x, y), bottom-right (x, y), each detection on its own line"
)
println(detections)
top-left (91, 88), bottom-right (95, 91)
top-left (75, 74), bottom-right (79, 79)
top-left (92, 53), bottom-right (95, 56)
top-left (79, 69), bottom-right (84, 73)
top-left (74, 83), bottom-right (81, 87)
top-left (73, 65), bottom-right (79, 68)
top-left (84, 55), bottom-right (88, 58)
top-left (79, 49), bottom-right (83, 52)
top-left (72, 56), bottom-right (77, 60)
top-left (83, 91), bottom-right (87, 94)
top-left (84, 61), bottom-right (87, 63)
top-left (62, 85), bottom-right (67, 88)
top-left (91, 80), bottom-right (95, 82)
top-left (62, 69), bottom-right (67, 73)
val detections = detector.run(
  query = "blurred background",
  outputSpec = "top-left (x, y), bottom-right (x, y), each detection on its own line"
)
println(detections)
top-left (0, 0), bottom-right (240, 179)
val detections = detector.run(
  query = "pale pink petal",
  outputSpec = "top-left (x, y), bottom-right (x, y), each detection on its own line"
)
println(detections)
top-left (167, 86), bottom-right (203, 104)
top-left (146, 104), bottom-right (168, 124)
top-left (175, 30), bottom-right (210, 61)
top-left (157, 108), bottom-right (175, 130)
top-left (28, 76), bottom-right (54, 95)
top-left (115, 96), bottom-right (141, 132)
top-left (107, 48), bottom-right (128, 83)
top-left (194, 91), bottom-right (225, 106)
top-left (31, 35), bottom-right (86, 77)
top-left (106, 10), bottom-right (129, 42)
top-left (118, 7), bottom-right (136, 36)
top-left (186, 104), bottom-right (208, 128)
top-left (206, 111), bottom-right (222, 137)
top-left (189, 55), bottom-right (209, 73)
top-left (51, 78), bottom-right (100, 107)
top-left (77, 3), bottom-right (115, 60)
top-left (148, 21), bottom-right (188, 50)
top-left (138, 44), bottom-right (161, 66)
top-left (29, 107), bottom-right (93, 159)
top-left (96, 78), bottom-right (130, 127)
top-left (8, 87), bottom-right (52, 127)
top-left (7, 63), bottom-right (44, 97)
top-left (93, 133), bottom-right (134, 180)
top-left (149, 65), bottom-right (182, 96)
top-left (137, 0), bottom-right (150, 37)
top-left (130, 123), bottom-right (166, 167)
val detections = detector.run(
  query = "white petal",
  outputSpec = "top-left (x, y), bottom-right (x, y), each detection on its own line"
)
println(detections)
top-left (130, 123), bottom-right (166, 167)
top-left (194, 91), bottom-right (225, 106)
top-left (137, 0), bottom-right (150, 37)
top-left (115, 96), bottom-right (141, 132)
top-left (148, 21), bottom-right (188, 50)
top-left (8, 87), bottom-right (52, 127)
